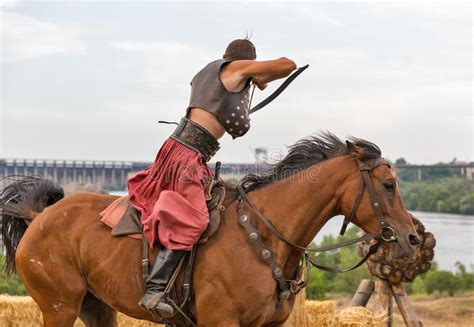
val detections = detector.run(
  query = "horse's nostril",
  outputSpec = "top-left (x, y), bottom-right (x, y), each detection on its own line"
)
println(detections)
top-left (409, 234), bottom-right (421, 246)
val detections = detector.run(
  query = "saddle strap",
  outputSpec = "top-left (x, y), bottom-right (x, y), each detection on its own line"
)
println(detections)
top-left (182, 247), bottom-right (196, 303)
top-left (142, 236), bottom-right (150, 283)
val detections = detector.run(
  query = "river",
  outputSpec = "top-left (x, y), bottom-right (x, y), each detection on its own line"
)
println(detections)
top-left (314, 211), bottom-right (474, 272)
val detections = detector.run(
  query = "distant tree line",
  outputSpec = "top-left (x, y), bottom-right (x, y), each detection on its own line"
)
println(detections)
top-left (394, 157), bottom-right (469, 181)
top-left (399, 178), bottom-right (474, 215)
top-left (405, 261), bottom-right (474, 296)
top-left (394, 158), bottom-right (474, 215)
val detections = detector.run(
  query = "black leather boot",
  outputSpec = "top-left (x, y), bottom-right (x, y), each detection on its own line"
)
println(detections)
top-left (138, 246), bottom-right (185, 318)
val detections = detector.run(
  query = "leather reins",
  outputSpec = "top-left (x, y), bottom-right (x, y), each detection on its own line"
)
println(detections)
top-left (236, 157), bottom-right (397, 298)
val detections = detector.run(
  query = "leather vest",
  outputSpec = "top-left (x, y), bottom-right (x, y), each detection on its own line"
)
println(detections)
top-left (187, 59), bottom-right (251, 139)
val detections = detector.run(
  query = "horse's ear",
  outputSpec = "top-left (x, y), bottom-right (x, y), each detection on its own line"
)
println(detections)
top-left (390, 165), bottom-right (398, 179)
top-left (346, 141), bottom-right (357, 153)
top-left (346, 140), bottom-right (365, 159)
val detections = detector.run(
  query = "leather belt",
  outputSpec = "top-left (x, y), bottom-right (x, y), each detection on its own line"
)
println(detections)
top-left (170, 118), bottom-right (220, 162)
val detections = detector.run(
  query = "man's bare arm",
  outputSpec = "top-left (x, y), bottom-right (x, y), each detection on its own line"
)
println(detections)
top-left (233, 57), bottom-right (296, 79)
top-left (253, 71), bottom-right (293, 84)
top-left (220, 57), bottom-right (297, 92)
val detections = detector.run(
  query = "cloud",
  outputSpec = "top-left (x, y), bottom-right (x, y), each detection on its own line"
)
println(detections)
top-left (393, 2), bottom-right (471, 24)
top-left (243, 2), bottom-right (346, 27)
top-left (109, 41), bottom-right (214, 89)
top-left (0, 0), bottom-right (20, 8)
top-left (0, 11), bottom-right (86, 62)
top-left (291, 6), bottom-right (346, 27)
top-left (109, 41), bottom-right (192, 53)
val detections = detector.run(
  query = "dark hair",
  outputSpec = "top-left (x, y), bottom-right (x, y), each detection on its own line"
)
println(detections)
top-left (223, 39), bottom-right (257, 61)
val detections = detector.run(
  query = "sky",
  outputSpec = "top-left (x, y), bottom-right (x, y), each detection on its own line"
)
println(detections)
top-left (0, 0), bottom-right (472, 164)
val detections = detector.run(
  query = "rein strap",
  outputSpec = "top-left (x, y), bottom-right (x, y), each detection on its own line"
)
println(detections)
top-left (237, 184), bottom-right (380, 254)
top-left (308, 239), bottom-right (381, 273)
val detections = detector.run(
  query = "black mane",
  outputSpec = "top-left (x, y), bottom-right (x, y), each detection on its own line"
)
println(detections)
top-left (241, 132), bottom-right (381, 192)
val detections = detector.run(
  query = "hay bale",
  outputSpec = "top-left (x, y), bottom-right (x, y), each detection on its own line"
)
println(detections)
top-left (0, 295), bottom-right (42, 327)
top-left (1, 295), bottom-right (384, 327)
top-left (0, 295), bottom-right (164, 327)
top-left (305, 300), bottom-right (336, 327)
top-left (75, 314), bottom-right (163, 326)
top-left (283, 290), bottom-right (308, 327)
top-left (117, 313), bottom-right (163, 326)
top-left (335, 306), bottom-right (386, 327)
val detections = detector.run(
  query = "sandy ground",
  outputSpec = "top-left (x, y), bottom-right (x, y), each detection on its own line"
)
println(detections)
top-left (332, 291), bottom-right (474, 327)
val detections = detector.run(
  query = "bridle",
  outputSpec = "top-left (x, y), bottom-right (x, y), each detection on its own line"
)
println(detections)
top-left (236, 156), bottom-right (397, 305)
top-left (339, 157), bottom-right (396, 241)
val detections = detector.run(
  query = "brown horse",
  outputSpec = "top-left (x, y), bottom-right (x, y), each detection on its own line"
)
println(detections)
top-left (1, 134), bottom-right (420, 327)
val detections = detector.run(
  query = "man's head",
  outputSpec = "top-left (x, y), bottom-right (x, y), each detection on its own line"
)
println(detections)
top-left (223, 39), bottom-right (257, 61)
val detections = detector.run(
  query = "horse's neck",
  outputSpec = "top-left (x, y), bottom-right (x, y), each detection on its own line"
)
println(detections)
top-left (249, 156), bottom-right (355, 271)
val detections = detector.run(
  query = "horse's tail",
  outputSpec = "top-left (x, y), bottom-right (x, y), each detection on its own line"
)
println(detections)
top-left (0, 176), bottom-right (64, 275)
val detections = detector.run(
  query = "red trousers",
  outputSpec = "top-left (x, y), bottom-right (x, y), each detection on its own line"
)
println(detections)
top-left (128, 138), bottom-right (213, 250)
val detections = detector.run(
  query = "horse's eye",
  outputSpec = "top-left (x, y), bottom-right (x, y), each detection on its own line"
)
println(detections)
top-left (383, 182), bottom-right (395, 191)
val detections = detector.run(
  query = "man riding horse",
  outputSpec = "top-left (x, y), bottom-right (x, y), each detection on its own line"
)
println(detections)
top-left (128, 39), bottom-right (297, 318)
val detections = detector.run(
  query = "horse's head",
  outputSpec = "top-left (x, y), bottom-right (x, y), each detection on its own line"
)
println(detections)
top-left (339, 140), bottom-right (420, 260)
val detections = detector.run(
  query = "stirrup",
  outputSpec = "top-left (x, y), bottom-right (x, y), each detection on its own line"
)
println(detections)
top-left (139, 292), bottom-right (175, 319)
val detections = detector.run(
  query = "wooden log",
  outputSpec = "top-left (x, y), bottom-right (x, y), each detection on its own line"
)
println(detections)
top-left (387, 269), bottom-right (402, 284)
top-left (423, 232), bottom-right (436, 249)
top-left (349, 279), bottom-right (374, 307)
top-left (404, 268), bottom-right (415, 282)
top-left (423, 248), bottom-right (434, 261)
top-left (374, 281), bottom-right (393, 327)
top-left (420, 262), bottom-right (431, 273)
top-left (390, 283), bottom-right (422, 327)
top-left (381, 264), bottom-right (392, 277)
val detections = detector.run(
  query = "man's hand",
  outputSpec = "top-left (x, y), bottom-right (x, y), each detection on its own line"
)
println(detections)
top-left (252, 77), bottom-right (268, 90)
